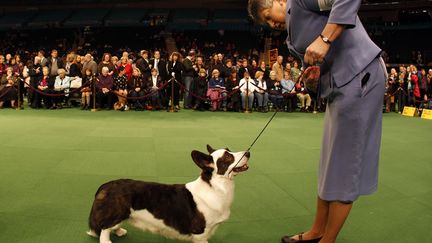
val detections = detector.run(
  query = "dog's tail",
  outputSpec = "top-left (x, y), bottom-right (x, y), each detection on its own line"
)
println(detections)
top-left (88, 202), bottom-right (102, 237)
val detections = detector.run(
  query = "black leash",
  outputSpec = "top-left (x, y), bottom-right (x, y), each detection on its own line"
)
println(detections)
top-left (228, 68), bottom-right (316, 174)
top-left (229, 109), bottom-right (279, 173)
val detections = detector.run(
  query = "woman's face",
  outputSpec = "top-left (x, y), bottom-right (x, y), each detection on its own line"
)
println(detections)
top-left (121, 58), bottom-right (127, 64)
top-left (173, 55), bottom-right (178, 61)
top-left (133, 69), bottom-right (140, 76)
top-left (151, 70), bottom-right (157, 76)
top-left (7, 68), bottom-right (13, 75)
top-left (260, 61), bottom-right (266, 69)
top-left (259, 0), bottom-right (287, 30)
top-left (199, 72), bottom-right (206, 77)
top-left (104, 54), bottom-right (110, 62)
top-left (86, 70), bottom-right (92, 76)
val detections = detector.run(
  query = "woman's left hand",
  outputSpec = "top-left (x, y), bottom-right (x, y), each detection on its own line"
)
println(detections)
top-left (304, 37), bottom-right (330, 66)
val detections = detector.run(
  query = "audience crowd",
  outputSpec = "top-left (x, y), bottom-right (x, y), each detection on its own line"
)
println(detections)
top-left (0, 47), bottom-right (323, 113)
top-left (0, 47), bottom-right (431, 114)
top-left (385, 65), bottom-right (432, 113)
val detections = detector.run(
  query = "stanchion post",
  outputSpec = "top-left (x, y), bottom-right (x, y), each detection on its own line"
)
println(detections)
top-left (245, 80), bottom-right (251, 113)
top-left (168, 78), bottom-right (176, 112)
top-left (91, 77), bottom-right (97, 112)
top-left (313, 99), bottom-right (318, 114)
top-left (16, 78), bottom-right (21, 111)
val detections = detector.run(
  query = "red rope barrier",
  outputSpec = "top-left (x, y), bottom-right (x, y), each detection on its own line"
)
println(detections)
top-left (0, 86), bottom-right (16, 100)
top-left (23, 79), bottom-right (90, 97)
top-left (175, 80), bottom-right (244, 102)
top-left (111, 80), bottom-right (170, 100)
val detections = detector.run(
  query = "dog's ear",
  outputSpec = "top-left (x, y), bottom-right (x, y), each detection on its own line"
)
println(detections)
top-left (191, 150), bottom-right (214, 170)
top-left (206, 144), bottom-right (215, 154)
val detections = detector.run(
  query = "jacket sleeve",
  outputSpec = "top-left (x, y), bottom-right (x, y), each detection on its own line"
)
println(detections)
top-left (300, 0), bottom-right (361, 28)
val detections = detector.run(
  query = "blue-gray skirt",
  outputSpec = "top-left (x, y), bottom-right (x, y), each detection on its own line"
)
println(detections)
top-left (318, 57), bottom-right (387, 202)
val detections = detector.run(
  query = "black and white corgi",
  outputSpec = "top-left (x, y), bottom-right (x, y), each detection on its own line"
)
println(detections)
top-left (87, 145), bottom-right (250, 243)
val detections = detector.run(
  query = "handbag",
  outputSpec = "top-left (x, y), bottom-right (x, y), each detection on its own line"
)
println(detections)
top-left (70, 77), bottom-right (82, 89)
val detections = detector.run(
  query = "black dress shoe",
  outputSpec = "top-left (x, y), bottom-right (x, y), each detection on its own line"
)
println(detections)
top-left (281, 233), bottom-right (322, 243)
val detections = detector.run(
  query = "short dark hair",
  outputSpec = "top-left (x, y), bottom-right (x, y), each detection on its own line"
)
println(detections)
top-left (248, 0), bottom-right (273, 23)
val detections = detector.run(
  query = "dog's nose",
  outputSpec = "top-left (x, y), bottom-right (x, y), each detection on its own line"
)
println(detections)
top-left (244, 151), bottom-right (250, 158)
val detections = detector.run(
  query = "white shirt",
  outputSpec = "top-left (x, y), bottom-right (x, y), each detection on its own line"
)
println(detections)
top-left (152, 76), bottom-right (158, 88)
top-left (239, 78), bottom-right (256, 93)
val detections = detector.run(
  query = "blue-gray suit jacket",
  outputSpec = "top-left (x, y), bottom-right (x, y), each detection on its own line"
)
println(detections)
top-left (285, 0), bottom-right (381, 90)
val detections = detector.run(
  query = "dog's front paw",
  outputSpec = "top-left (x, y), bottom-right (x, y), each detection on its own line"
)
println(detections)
top-left (114, 228), bottom-right (128, 237)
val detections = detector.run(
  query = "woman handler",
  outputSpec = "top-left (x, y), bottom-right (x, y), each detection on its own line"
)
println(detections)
top-left (248, 1), bottom-right (387, 242)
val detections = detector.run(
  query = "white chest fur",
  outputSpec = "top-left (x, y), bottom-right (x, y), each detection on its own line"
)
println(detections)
top-left (186, 177), bottom-right (235, 227)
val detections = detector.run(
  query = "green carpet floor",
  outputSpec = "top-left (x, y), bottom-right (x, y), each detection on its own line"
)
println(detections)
top-left (0, 108), bottom-right (431, 243)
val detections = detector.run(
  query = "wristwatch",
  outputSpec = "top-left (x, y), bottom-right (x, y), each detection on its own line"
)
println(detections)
top-left (320, 34), bottom-right (332, 45)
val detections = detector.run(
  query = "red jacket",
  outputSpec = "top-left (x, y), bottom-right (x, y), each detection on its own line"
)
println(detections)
top-left (411, 74), bottom-right (421, 98)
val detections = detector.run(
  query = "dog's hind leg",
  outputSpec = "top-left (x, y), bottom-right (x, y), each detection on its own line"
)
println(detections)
top-left (112, 224), bottom-right (128, 237)
top-left (99, 229), bottom-right (112, 243)
top-left (86, 230), bottom-right (98, 238)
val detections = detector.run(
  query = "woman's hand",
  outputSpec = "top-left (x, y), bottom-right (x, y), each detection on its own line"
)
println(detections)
top-left (304, 37), bottom-right (330, 65)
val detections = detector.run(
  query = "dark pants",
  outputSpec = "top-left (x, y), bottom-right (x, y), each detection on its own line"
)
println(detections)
top-left (396, 90), bottom-right (406, 112)
top-left (129, 90), bottom-right (145, 109)
top-left (97, 91), bottom-right (114, 109)
top-left (270, 95), bottom-right (284, 109)
top-left (284, 94), bottom-right (297, 112)
top-left (32, 90), bottom-right (52, 108)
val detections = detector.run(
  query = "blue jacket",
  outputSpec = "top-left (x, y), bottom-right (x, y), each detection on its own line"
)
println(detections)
top-left (286, 0), bottom-right (381, 90)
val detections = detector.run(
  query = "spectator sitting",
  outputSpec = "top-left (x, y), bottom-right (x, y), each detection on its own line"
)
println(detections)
top-left (33, 66), bottom-right (54, 109)
top-left (81, 68), bottom-right (95, 110)
top-left (113, 66), bottom-right (129, 111)
top-left (96, 67), bottom-right (114, 110)
top-left (128, 67), bottom-right (146, 111)
top-left (0, 67), bottom-right (18, 108)
top-left (239, 71), bottom-right (256, 112)
top-left (145, 68), bottom-right (163, 111)
top-left (281, 71), bottom-right (297, 112)
top-left (225, 70), bottom-right (241, 112)
top-left (254, 71), bottom-right (269, 112)
top-left (193, 68), bottom-right (209, 111)
top-left (295, 78), bottom-right (312, 112)
top-left (268, 71), bottom-right (284, 111)
top-left (53, 68), bottom-right (71, 109)
top-left (207, 69), bottom-right (226, 112)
